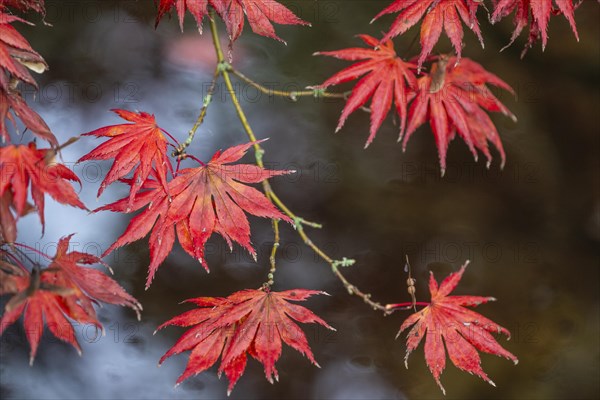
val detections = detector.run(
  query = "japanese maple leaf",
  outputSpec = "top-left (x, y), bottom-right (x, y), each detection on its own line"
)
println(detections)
top-left (0, 235), bottom-right (141, 364)
top-left (155, 0), bottom-right (310, 43)
top-left (1, 0), bottom-right (46, 15)
top-left (155, 0), bottom-right (210, 32)
top-left (1, 88), bottom-right (55, 145)
top-left (398, 261), bottom-right (518, 394)
top-left (97, 141), bottom-right (293, 288)
top-left (491, 0), bottom-right (579, 56)
top-left (404, 56), bottom-right (516, 174)
top-left (157, 288), bottom-right (333, 394)
top-left (0, 143), bottom-right (86, 242)
top-left (372, 0), bottom-right (485, 70)
top-left (314, 34), bottom-right (418, 147)
top-left (0, 11), bottom-right (47, 91)
top-left (0, 11), bottom-right (54, 144)
top-left (48, 234), bottom-right (142, 313)
top-left (78, 109), bottom-right (174, 204)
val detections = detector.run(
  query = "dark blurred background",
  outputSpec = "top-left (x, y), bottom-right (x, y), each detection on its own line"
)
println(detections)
top-left (1, 1), bottom-right (599, 399)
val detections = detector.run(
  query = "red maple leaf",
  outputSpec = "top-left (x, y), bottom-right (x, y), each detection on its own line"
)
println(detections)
top-left (0, 235), bottom-right (141, 364)
top-left (49, 234), bottom-right (142, 313)
top-left (404, 56), bottom-right (516, 174)
top-left (0, 143), bottom-right (86, 243)
top-left (156, 288), bottom-right (333, 394)
top-left (491, 0), bottom-right (580, 56)
top-left (0, 11), bottom-right (47, 90)
top-left (397, 261), bottom-right (518, 394)
top-left (1, 0), bottom-right (46, 15)
top-left (0, 10), bottom-right (55, 145)
top-left (155, 0), bottom-right (211, 31)
top-left (155, 0), bottom-right (310, 43)
top-left (372, 0), bottom-right (485, 70)
top-left (97, 141), bottom-right (293, 288)
top-left (1, 89), bottom-right (55, 145)
top-left (314, 34), bottom-right (418, 147)
top-left (78, 109), bottom-right (174, 204)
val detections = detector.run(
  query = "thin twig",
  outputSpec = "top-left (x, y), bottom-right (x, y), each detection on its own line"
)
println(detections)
top-left (265, 219), bottom-right (280, 288)
top-left (173, 67), bottom-right (220, 158)
top-left (208, 11), bottom-right (389, 313)
top-left (229, 68), bottom-right (346, 101)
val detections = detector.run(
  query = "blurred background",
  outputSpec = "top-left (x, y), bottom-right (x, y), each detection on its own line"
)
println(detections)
top-left (1, 1), bottom-right (598, 399)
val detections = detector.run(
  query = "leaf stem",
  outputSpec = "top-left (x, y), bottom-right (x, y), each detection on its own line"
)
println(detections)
top-left (385, 302), bottom-right (430, 312)
top-left (208, 11), bottom-right (388, 314)
top-left (13, 242), bottom-right (51, 261)
top-left (172, 67), bottom-right (219, 158)
top-left (159, 128), bottom-right (181, 147)
top-left (265, 219), bottom-right (279, 288)
top-left (228, 67), bottom-right (346, 101)
top-left (182, 154), bottom-right (206, 166)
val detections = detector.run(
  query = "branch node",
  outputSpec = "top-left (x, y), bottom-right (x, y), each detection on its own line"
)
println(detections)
top-left (217, 61), bottom-right (231, 72)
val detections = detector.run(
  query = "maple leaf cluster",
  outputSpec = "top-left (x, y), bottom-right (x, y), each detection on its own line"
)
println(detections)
top-left (0, 1), bottom-right (85, 244)
top-left (150, 1), bottom-right (588, 171)
top-left (0, 235), bottom-right (141, 364)
top-left (374, 0), bottom-right (582, 63)
top-left (74, 107), bottom-right (325, 394)
top-left (1, 2), bottom-right (141, 368)
top-left (313, 0), bottom-right (587, 171)
top-left (78, 112), bottom-right (293, 288)
top-left (153, 260), bottom-right (518, 394)
top-left (0, 6), bottom-right (54, 145)
top-left (490, 0), bottom-right (580, 57)
top-left (8, 0), bottom-right (585, 394)
top-left (373, 0), bottom-right (485, 70)
top-left (1, 0), bottom-right (45, 15)
top-left (154, 0), bottom-right (584, 55)
top-left (316, 36), bottom-right (516, 173)
top-left (157, 289), bottom-right (334, 394)
top-left (155, 0), bottom-right (309, 43)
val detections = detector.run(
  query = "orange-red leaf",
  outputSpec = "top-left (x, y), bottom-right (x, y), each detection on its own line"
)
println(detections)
top-left (404, 56), bottom-right (516, 174)
top-left (0, 10), bottom-right (54, 145)
top-left (398, 261), bottom-right (518, 394)
top-left (78, 109), bottom-right (174, 204)
top-left (491, 0), bottom-right (580, 56)
top-left (1, 89), bottom-right (55, 145)
top-left (315, 34), bottom-right (418, 147)
top-left (0, 11), bottom-right (46, 90)
top-left (157, 288), bottom-right (333, 394)
top-left (0, 236), bottom-right (141, 364)
top-left (155, 0), bottom-right (210, 32)
top-left (155, 0), bottom-right (310, 43)
top-left (372, 0), bottom-right (485, 70)
top-left (97, 141), bottom-right (293, 288)
top-left (50, 234), bottom-right (142, 311)
top-left (1, 1), bottom-right (46, 15)
top-left (0, 143), bottom-right (85, 242)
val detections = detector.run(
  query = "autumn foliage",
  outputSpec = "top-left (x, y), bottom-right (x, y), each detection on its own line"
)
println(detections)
top-left (155, 0), bottom-right (310, 43)
top-left (314, 35), bottom-right (418, 148)
top-left (0, 235), bottom-right (141, 364)
top-left (157, 289), bottom-right (333, 394)
top-left (372, 0), bottom-right (486, 69)
top-left (0, 143), bottom-right (85, 243)
top-left (396, 261), bottom-right (518, 394)
top-left (491, 0), bottom-right (580, 56)
top-left (0, 0), bottom-right (590, 396)
top-left (94, 140), bottom-right (293, 288)
top-left (78, 109), bottom-right (174, 203)
top-left (315, 38), bottom-right (516, 172)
